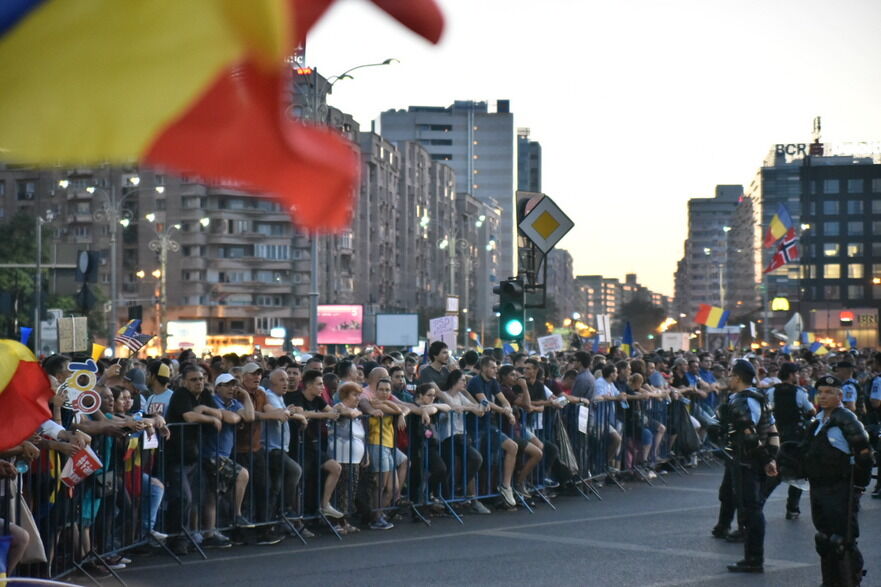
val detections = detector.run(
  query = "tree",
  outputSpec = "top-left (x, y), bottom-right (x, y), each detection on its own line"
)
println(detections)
top-left (0, 211), bottom-right (48, 337)
top-left (614, 296), bottom-right (666, 347)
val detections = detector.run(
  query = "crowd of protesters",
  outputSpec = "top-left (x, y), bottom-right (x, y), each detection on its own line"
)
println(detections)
top-left (2, 339), bottom-right (880, 581)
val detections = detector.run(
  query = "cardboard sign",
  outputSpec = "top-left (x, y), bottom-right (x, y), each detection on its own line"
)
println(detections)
top-left (537, 334), bottom-right (565, 356)
top-left (58, 359), bottom-right (101, 415)
top-left (60, 446), bottom-right (103, 488)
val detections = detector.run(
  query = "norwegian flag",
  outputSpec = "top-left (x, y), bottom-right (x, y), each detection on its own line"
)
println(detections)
top-left (763, 227), bottom-right (799, 274)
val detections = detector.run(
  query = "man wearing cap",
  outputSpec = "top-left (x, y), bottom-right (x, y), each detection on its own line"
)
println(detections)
top-left (124, 368), bottom-right (150, 412)
top-left (763, 362), bottom-right (815, 519)
top-left (145, 360), bottom-right (174, 418)
top-left (835, 361), bottom-right (859, 412)
top-left (235, 362), bottom-right (283, 530)
top-left (718, 359), bottom-right (780, 574)
top-left (803, 375), bottom-right (874, 586)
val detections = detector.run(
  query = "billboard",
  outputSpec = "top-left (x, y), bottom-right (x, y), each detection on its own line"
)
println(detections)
top-left (167, 320), bottom-right (208, 352)
top-left (376, 314), bottom-right (419, 347)
top-left (317, 304), bottom-right (363, 345)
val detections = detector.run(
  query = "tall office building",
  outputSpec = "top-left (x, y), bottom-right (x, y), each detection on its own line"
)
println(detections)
top-left (380, 100), bottom-right (515, 280)
top-left (797, 156), bottom-right (881, 345)
top-left (517, 128), bottom-right (541, 193)
top-left (673, 185), bottom-right (745, 322)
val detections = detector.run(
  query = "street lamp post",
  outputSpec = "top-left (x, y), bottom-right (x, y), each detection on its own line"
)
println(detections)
top-left (290, 58), bottom-right (397, 354)
top-left (145, 213), bottom-right (182, 356)
top-left (60, 177), bottom-right (163, 352)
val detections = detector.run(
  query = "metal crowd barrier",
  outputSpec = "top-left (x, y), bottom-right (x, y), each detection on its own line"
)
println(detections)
top-left (2, 390), bottom-right (726, 584)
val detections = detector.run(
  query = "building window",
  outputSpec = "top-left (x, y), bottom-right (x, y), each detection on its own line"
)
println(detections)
top-left (873, 243), bottom-right (881, 257)
top-left (874, 285), bottom-right (881, 300)
top-left (847, 179), bottom-right (863, 193)
top-left (823, 285), bottom-right (840, 300)
top-left (822, 200), bottom-right (839, 214)
top-left (823, 243), bottom-right (839, 257)
top-left (847, 221), bottom-right (864, 235)
top-left (823, 221), bottom-right (839, 236)
top-left (848, 285), bottom-right (865, 299)
top-left (847, 264), bottom-right (864, 278)
top-left (872, 178), bottom-right (881, 193)
top-left (846, 200), bottom-right (863, 214)
top-left (0, 181), bottom-right (5, 197)
top-left (823, 264), bottom-right (840, 279)
top-left (872, 200), bottom-right (881, 214)
top-left (847, 243), bottom-right (863, 257)
top-left (823, 179), bottom-right (839, 194)
top-left (873, 263), bottom-right (881, 277)
top-left (16, 180), bottom-right (35, 200)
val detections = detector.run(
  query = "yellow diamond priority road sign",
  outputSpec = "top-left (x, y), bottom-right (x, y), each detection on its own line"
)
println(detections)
top-left (518, 196), bottom-right (574, 253)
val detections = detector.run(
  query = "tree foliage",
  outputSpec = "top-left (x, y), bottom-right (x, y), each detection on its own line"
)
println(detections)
top-left (614, 296), bottom-right (666, 345)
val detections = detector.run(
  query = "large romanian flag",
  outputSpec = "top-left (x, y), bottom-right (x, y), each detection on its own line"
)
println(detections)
top-left (763, 203), bottom-right (794, 248)
top-left (0, 0), bottom-right (443, 230)
top-left (0, 340), bottom-right (54, 452)
top-left (694, 304), bottom-right (730, 328)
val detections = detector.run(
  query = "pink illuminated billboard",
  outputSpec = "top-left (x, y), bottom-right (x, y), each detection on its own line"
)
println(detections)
top-left (317, 304), bottom-right (364, 345)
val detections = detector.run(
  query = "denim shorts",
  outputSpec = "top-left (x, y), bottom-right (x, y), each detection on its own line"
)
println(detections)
top-left (477, 427), bottom-right (511, 455)
top-left (367, 445), bottom-right (407, 472)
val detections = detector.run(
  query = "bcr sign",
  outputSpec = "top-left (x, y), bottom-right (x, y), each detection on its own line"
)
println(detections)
top-left (775, 144), bottom-right (807, 156)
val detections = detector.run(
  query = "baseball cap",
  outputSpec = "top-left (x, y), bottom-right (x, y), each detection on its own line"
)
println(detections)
top-left (125, 369), bottom-right (149, 393)
top-left (242, 362), bottom-right (263, 374)
top-left (816, 375), bottom-right (842, 388)
top-left (148, 361), bottom-right (171, 383)
top-left (215, 373), bottom-right (237, 386)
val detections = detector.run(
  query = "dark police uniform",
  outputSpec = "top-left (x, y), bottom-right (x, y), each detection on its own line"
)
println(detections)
top-left (804, 375), bottom-right (874, 587)
top-left (718, 371), bottom-right (777, 573)
top-left (763, 378), bottom-right (812, 516)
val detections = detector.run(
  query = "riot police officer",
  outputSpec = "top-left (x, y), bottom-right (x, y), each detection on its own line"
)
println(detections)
top-left (719, 360), bottom-right (780, 573)
top-left (804, 375), bottom-right (874, 587)
top-left (867, 352), bottom-right (881, 499)
top-left (763, 362), bottom-right (815, 518)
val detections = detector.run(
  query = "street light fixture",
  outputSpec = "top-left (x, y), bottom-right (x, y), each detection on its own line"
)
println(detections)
top-left (292, 58), bottom-right (398, 353)
top-left (58, 178), bottom-right (164, 352)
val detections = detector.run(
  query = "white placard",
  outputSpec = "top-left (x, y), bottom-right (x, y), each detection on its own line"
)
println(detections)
top-left (577, 406), bottom-right (590, 434)
top-left (537, 334), bottom-right (565, 356)
top-left (429, 315), bottom-right (458, 336)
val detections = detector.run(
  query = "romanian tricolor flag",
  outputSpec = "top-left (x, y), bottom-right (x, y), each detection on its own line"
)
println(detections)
top-left (0, 0), bottom-right (443, 230)
top-left (763, 203), bottom-right (794, 248)
top-left (621, 321), bottom-right (634, 357)
top-left (694, 304), bottom-right (730, 328)
top-left (0, 340), bottom-right (54, 452)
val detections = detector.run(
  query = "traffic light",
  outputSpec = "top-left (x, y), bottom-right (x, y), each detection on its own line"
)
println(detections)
top-left (494, 278), bottom-right (525, 343)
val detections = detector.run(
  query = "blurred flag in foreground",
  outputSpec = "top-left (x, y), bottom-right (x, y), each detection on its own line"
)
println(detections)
top-left (0, 0), bottom-right (443, 230)
top-left (0, 340), bottom-right (54, 452)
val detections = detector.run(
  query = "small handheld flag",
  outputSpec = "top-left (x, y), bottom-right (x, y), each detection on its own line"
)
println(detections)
top-left (621, 322), bottom-right (635, 357)
top-left (114, 320), bottom-right (153, 353)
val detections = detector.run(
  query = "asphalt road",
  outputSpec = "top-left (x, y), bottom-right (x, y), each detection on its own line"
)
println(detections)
top-left (105, 465), bottom-right (880, 587)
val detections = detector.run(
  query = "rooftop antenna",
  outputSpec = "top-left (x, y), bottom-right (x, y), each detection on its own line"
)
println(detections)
top-left (809, 115), bottom-right (824, 156)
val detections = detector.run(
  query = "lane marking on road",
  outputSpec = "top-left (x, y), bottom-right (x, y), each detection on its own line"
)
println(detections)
top-left (476, 528), bottom-right (813, 570)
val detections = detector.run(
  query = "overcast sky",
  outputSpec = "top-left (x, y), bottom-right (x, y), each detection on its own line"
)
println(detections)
top-left (309, 0), bottom-right (881, 296)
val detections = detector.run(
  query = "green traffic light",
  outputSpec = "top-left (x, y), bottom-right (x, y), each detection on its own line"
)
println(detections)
top-left (504, 319), bottom-right (524, 337)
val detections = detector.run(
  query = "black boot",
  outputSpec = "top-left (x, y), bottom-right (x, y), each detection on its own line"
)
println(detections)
top-left (727, 558), bottom-right (764, 573)
top-left (819, 555), bottom-right (837, 586)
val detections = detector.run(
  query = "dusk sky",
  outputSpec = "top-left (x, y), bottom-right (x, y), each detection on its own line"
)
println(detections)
top-left (309, 0), bottom-right (881, 296)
